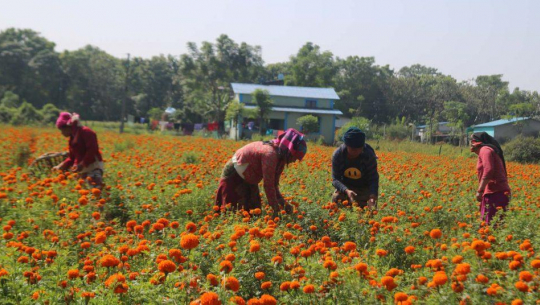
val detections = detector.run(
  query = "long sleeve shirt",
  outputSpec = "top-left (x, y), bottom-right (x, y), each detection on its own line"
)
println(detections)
top-left (233, 141), bottom-right (285, 210)
top-left (332, 144), bottom-right (379, 196)
top-left (63, 126), bottom-right (103, 170)
top-left (477, 146), bottom-right (510, 195)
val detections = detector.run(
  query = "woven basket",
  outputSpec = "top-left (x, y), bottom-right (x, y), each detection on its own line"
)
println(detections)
top-left (29, 152), bottom-right (68, 176)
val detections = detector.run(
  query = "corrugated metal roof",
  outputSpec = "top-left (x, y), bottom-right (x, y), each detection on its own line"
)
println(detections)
top-left (231, 83), bottom-right (340, 100)
top-left (244, 105), bottom-right (343, 115)
top-left (473, 117), bottom-right (530, 128)
top-left (416, 122), bottom-right (449, 129)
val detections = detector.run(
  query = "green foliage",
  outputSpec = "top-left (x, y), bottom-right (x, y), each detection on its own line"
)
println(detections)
top-left (147, 107), bottom-right (163, 121)
top-left (113, 139), bottom-right (135, 152)
top-left (296, 115), bottom-right (319, 134)
top-left (13, 142), bottom-right (32, 167)
top-left (287, 42), bottom-right (336, 87)
top-left (10, 102), bottom-right (43, 125)
top-left (384, 122), bottom-right (410, 140)
top-left (252, 89), bottom-right (273, 135)
top-left (40, 103), bottom-right (61, 125)
top-left (0, 105), bottom-right (14, 123)
top-left (0, 91), bottom-right (21, 108)
top-left (504, 135), bottom-right (540, 164)
top-left (181, 151), bottom-right (200, 164)
top-left (337, 117), bottom-right (372, 141)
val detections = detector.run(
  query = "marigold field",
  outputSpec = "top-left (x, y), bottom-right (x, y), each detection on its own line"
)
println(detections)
top-left (1, 127), bottom-right (540, 305)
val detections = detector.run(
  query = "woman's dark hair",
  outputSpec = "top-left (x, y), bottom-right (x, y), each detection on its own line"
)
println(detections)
top-left (472, 132), bottom-right (507, 173)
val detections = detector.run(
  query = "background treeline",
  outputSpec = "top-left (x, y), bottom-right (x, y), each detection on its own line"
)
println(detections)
top-left (1, 28), bottom-right (539, 127)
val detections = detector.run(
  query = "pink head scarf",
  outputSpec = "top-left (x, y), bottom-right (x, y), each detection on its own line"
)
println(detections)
top-left (272, 128), bottom-right (307, 161)
top-left (56, 112), bottom-right (80, 129)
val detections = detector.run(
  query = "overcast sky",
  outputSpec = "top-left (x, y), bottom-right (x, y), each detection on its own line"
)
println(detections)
top-left (1, 0), bottom-right (538, 91)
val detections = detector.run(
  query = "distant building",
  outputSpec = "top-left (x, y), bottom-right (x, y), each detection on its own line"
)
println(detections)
top-left (230, 83), bottom-right (342, 144)
top-left (415, 122), bottom-right (453, 143)
top-left (470, 117), bottom-right (540, 142)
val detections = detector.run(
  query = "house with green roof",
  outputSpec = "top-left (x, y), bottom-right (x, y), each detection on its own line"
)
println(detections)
top-left (230, 83), bottom-right (342, 144)
top-left (470, 117), bottom-right (540, 142)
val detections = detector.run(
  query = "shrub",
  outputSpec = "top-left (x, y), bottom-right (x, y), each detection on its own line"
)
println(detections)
top-left (297, 115), bottom-right (319, 134)
top-left (504, 135), bottom-right (540, 164)
top-left (0, 105), bottom-right (14, 123)
top-left (181, 151), bottom-right (200, 164)
top-left (10, 102), bottom-right (43, 125)
top-left (385, 123), bottom-right (410, 140)
top-left (336, 117), bottom-right (372, 142)
top-left (1, 91), bottom-right (21, 108)
top-left (41, 103), bottom-right (61, 125)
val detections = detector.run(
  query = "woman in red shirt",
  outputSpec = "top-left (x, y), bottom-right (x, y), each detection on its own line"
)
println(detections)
top-left (470, 132), bottom-right (511, 225)
top-left (215, 128), bottom-right (307, 217)
top-left (53, 112), bottom-right (104, 189)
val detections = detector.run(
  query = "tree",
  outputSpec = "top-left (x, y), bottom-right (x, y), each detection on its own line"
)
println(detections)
top-left (1, 91), bottom-right (21, 108)
top-left (0, 28), bottom-right (65, 108)
top-left (225, 100), bottom-right (255, 141)
top-left (443, 101), bottom-right (470, 146)
top-left (41, 103), bottom-right (61, 125)
top-left (287, 42), bottom-right (336, 87)
top-left (252, 89), bottom-right (273, 135)
top-left (297, 115), bottom-right (319, 135)
top-left (61, 45), bottom-right (124, 120)
top-left (334, 56), bottom-right (392, 122)
top-left (10, 102), bottom-right (43, 125)
top-left (398, 64), bottom-right (441, 78)
top-left (180, 35), bottom-right (264, 128)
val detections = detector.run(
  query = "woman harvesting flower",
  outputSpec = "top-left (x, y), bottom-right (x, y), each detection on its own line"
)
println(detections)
top-left (215, 128), bottom-right (307, 217)
top-left (53, 112), bottom-right (104, 189)
top-left (470, 132), bottom-right (511, 225)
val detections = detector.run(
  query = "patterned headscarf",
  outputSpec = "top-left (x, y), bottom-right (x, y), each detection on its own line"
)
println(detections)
top-left (471, 132), bottom-right (506, 173)
top-left (272, 128), bottom-right (307, 161)
top-left (56, 112), bottom-right (80, 129)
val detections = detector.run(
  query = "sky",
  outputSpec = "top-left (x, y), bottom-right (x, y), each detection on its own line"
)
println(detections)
top-left (1, 0), bottom-right (539, 91)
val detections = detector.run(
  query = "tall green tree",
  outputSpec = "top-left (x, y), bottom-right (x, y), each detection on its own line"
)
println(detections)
top-left (252, 89), bottom-right (273, 135)
top-left (61, 45), bottom-right (124, 120)
top-left (181, 35), bottom-right (264, 126)
top-left (287, 42), bottom-right (336, 87)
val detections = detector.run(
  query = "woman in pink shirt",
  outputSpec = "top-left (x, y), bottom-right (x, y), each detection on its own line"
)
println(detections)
top-left (215, 128), bottom-right (307, 217)
top-left (470, 132), bottom-right (511, 225)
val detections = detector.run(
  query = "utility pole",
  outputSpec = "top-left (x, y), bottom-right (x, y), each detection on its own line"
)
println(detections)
top-left (120, 53), bottom-right (131, 134)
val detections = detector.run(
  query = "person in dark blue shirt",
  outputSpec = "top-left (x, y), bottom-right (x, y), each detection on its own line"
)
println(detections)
top-left (332, 127), bottom-right (379, 208)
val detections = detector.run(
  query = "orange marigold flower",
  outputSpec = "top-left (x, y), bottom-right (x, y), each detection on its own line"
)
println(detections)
top-left (180, 233), bottom-right (199, 250)
top-left (185, 222), bottom-right (197, 232)
top-left (455, 263), bottom-right (471, 275)
top-left (255, 272), bottom-right (265, 280)
top-left (518, 271), bottom-right (533, 282)
top-left (94, 231), bottom-right (107, 244)
top-left (158, 260), bottom-right (177, 274)
top-left (394, 292), bottom-right (408, 303)
top-left (100, 254), bottom-right (120, 268)
top-left (515, 281), bottom-right (529, 292)
top-left (67, 269), bottom-right (79, 279)
top-left (343, 242), bottom-right (356, 251)
top-left (224, 276), bottom-right (240, 292)
top-left (199, 291), bottom-right (221, 305)
top-left (475, 274), bottom-right (489, 284)
top-left (531, 260), bottom-right (540, 269)
top-left (261, 281), bottom-right (272, 289)
top-left (280, 281), bottom-right (291, 291)
top-left (404, 246), bottom-right (415, 254)
top-left (429, 229), bottom-right (442, 239)
top-left (219, 260), bottom-right (233, 273)
top-left (376, 249), bottom-right (388, 257)
top-left (303, 284), bottom-right (315, 293)
top-left (432, 271), bottom-right (448, 286)
top-left (259, 294), bottom-right (277, 305)
top-left (381, 276), bottom-right (397, 291)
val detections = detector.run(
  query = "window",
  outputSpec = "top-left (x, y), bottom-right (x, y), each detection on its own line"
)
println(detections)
top-left (305, 100), bottom-right (317, 108)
